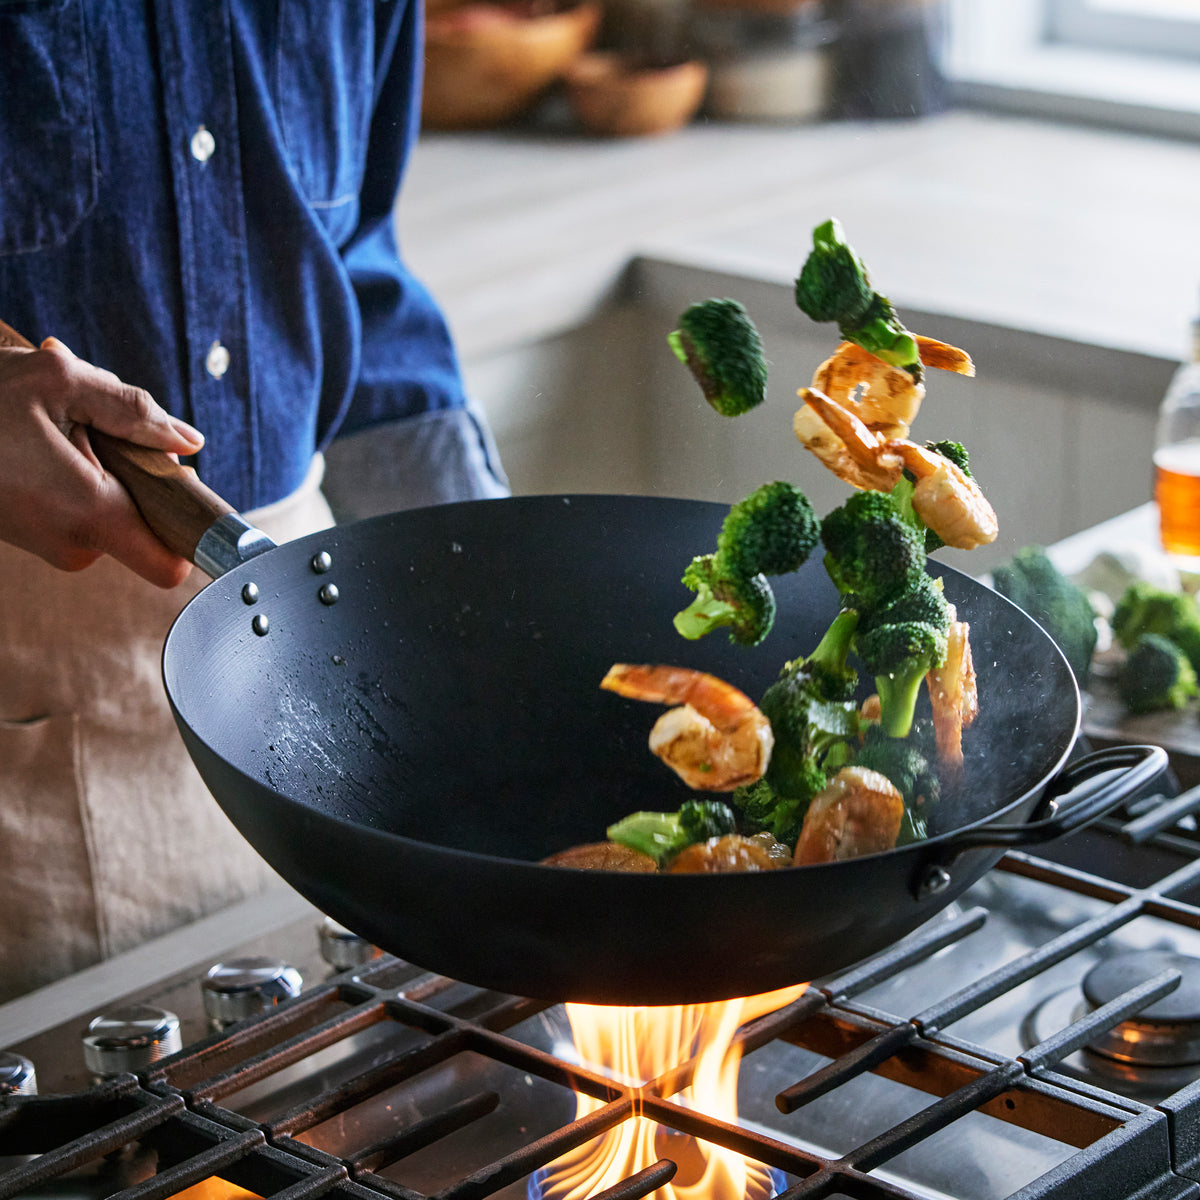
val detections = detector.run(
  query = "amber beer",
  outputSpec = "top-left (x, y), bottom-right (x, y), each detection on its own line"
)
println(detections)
top-left (1155, 441), bottom-right (1200, 559)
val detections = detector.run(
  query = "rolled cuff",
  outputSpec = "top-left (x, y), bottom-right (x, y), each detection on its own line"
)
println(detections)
top-left (321, 398), bottom-right (510, 521)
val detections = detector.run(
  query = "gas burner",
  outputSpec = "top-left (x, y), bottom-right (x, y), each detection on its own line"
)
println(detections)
top-left (1022, 949), bottom-right (1200, 1101)
top-left (1082, 950), bottom-right (1200, 1067)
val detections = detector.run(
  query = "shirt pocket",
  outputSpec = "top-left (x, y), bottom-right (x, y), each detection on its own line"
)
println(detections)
top-left (0, 0), bottom-right (97, 255)
top-left (276, 2), bottom-right (376, 242)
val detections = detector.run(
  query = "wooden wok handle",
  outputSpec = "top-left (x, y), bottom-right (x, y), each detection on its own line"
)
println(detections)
top-left (0, 315), bottom-right (249, 569)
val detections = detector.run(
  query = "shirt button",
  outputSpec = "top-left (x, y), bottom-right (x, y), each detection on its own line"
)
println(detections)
top-left (205, 341), bottom-right (231, 379)
top-left (190, 125), bottom-right (216, 163)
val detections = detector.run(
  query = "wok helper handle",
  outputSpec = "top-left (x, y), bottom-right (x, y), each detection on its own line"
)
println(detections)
top-left (0, 316), bottom-right (273, 578)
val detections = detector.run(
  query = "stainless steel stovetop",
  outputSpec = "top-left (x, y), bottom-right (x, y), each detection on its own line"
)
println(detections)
top-left (7, 777), bottom-right (1200, 1200)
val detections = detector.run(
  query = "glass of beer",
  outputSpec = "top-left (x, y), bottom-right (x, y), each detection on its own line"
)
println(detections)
top-left (1155, 343), bottom-right (1200, 566)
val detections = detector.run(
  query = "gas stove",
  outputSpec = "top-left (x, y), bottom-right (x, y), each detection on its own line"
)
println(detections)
top-left (7, 760), bottom-right (1200, 1200)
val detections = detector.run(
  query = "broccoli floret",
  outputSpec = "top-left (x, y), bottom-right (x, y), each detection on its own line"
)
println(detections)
top-left (1111, 581), bottom-right (1200, 676)
top-left (853, 721), bottom-right (940, 843)
top-left (855, 599), bottom-right (949, 739)
top-left (820, 490), bottom-right (927, 611)
top-left (992, 546), bottom-right (1099, 686)
top-left (675, 481), bottom-right (819, 646)
top-left (668, 298), bottom-right (769, 417)
top-left (607, 799), bottom-right (737, 866)
top-left (759, 610), bottom-right (862, 802)
top-left (794, 219), bottom-right (921, 380)
top-left (730, 777), bottom-right (810, 849)
top-left (1118, 633), bottom-right (1199, 714)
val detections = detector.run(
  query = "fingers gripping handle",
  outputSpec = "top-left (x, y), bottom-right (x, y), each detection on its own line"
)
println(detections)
top-left (0, 316), bottom-right (272, 577)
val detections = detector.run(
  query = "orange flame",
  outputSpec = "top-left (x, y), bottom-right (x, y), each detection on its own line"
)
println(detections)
top-left (543, 984), bottom-right (806, 1199)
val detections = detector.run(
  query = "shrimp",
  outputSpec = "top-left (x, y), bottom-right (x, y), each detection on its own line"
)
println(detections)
top-left (925, 604), bottom-right (978, 771)
top-left (667, 833), bottom-right (791, 873)
top-left (794, 387), bottom-right (904, 491)
top-left (795, 389), bottom-right (998, 551)
top-left (807, 336), bottom-right (975, 443)
top-left (886, 440), bottom-right (998, 551)
top-left (792, 766), bottom-right (905, 865)
top-left (600, 664), bottom-right (773, 791)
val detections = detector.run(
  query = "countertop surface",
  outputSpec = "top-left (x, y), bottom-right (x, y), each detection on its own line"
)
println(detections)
top-left (401, 109), bottom-right (1200, 365)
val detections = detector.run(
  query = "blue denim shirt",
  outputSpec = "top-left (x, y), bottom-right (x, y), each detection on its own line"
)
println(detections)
top-left (0, 0), bottom-right (483, 513)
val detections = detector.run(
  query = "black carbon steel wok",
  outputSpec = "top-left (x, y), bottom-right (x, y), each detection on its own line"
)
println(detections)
top-left (92, 438), bottom-right (1165, 1005)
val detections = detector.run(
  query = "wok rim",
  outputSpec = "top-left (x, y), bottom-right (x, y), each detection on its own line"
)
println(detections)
top-left (163, 492), bottom-right (1083, 878)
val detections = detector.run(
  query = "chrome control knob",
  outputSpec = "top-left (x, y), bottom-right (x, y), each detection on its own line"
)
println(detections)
top-left (82, 1006), bottom-right (181, 1078)
top-left (318, 916), bottom-right (380, 971)
top-left (0, 1051), bottom-right (36, 1096)
top-left (202, 957), bottom-right (302, 1028)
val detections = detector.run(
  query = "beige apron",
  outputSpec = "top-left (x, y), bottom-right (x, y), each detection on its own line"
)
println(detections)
top-left (0, 459), bottom-right (334, 1003)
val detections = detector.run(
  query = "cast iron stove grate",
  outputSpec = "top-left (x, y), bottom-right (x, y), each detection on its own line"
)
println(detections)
top-left (9, 797), bottom-right (1200, 1199)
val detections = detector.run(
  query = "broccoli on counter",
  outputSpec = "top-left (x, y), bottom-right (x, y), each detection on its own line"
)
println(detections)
top-left (758, 609), bottom-right (862, 804)
top-left (607, 798), bottom-right (738, 865)
top-left (992, 546), bottom-right (1099, 687)
top-left (668, 298), bottom-right (769, 417)
top-left (1112, 581), bottom-right (1200, 677)
top-left (1117, 633), bottom-right (1200, 715)
top-left (675, 480), bottom-right (819, 646)
top-left (794, 218), bottom-right (921, 380)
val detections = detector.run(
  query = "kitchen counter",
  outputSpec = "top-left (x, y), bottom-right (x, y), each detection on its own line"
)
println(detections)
top-left (401, 109), bottom-right (1200, 366)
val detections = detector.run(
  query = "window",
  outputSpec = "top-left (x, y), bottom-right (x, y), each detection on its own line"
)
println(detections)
top-left (1048, 0), bottom-right (1200, 59)
top-left (944, 0), bottom-right (1200, 137)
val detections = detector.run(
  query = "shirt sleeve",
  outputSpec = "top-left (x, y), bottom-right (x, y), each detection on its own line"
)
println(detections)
top-left (331, 0), bottom-right (458, 434)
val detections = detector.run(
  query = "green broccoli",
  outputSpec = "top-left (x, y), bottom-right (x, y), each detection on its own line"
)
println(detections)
top-left (668, 298), bottom-right (769, 417)
top-left (730, 777), bottom-right (810, 849)
top-left (794, 219), bottom-right (921, 380)
top-left (607, 799), bottom-right (738, 865)
top-left (675, 481), bottom-right (819, 646)
top-left (758, 609), bottom-right (862, 802)
top-left (992, 546), bottom-right (1099, 686)
top-left (819, 490), bottom-right (928, 611)
top-left (1117, 632), bottom-right (1199, 714)
top-left (1111, 581), bottom-right (1200, 677)
top-left (852, 721), bottom-right (940, 844)
top-left (854, 580), bottom-right (950, 739)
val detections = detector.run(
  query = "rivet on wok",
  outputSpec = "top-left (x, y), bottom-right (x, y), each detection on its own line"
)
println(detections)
top-left (311, 551), bottom-right (333, 574)
top-left (251, 614), bottom-right (270, 637)
top-left (318, 583), bottom-right (340, 606)
top-left (241, 582), bottom-right (259, 605)
top-left (918, 865), bottom-right (952, 900)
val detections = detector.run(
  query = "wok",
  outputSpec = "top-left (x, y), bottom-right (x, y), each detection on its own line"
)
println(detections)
top-left (87, 440), bottom-right (1164, 1005)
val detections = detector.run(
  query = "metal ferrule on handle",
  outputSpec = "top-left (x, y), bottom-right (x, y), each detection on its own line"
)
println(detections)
top-left (194, 513), bottom-right (276, 578)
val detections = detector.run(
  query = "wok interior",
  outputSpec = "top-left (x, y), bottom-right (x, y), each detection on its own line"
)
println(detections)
top-left (166, 495), bottom-right (1079, 864)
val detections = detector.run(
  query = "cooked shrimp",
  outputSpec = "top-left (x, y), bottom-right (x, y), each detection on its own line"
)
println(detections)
top-left (794, 387), bottom-right (904, 491)
top-left (925, 604), bottom-right (978, 771)
top-left (667, 833), bottom-right (791, 873)
top-left (792, 766), bottom-right (905, 865)
top-left (885, 441), bottom-right (998, 551)
top-left (807, 336), bottom-right (974, 442)
top-left (795, 390), bottom-right (998, 551)
top-left (542, 843), bottom-right (659, 872)
top-left (600, 664), bottom-right (774, 791)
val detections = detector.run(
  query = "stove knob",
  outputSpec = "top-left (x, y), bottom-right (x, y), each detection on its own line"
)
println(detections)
top-left (0, 1051), bottom-right (36, 1096)
top-left (202, 957), bottom-right (302, 1028)
top-left (318, 916), bottom-right (380, 971)
top-left (82, 1006), bottom-right (182, 1078)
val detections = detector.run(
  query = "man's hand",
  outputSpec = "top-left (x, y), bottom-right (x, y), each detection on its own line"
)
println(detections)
top-left (0, 338), bottom-right (206, 587)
